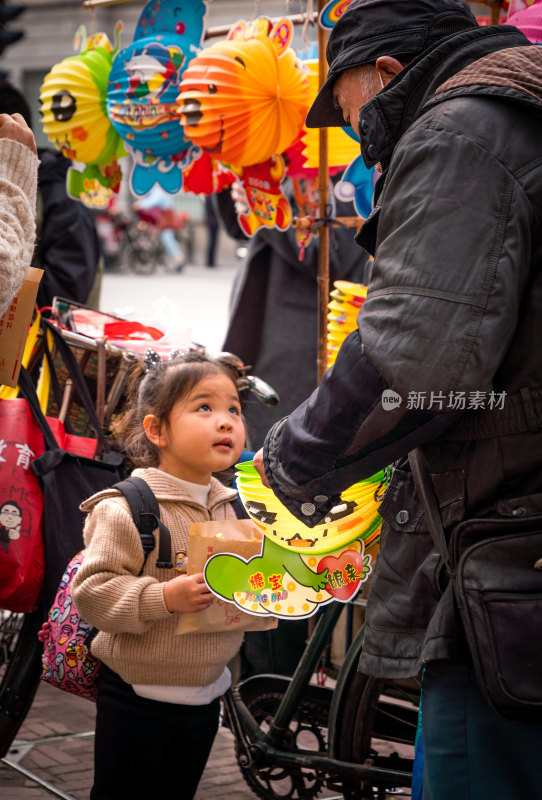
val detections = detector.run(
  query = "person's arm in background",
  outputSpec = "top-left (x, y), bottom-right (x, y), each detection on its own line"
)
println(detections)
top-left (0, 113), bottom-right (38, 317)
top-left (34, 149), bottom-right (101, 309)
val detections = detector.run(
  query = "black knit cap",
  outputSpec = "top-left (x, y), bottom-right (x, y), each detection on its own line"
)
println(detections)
top-left (306, 0), bottom-right (478, 128)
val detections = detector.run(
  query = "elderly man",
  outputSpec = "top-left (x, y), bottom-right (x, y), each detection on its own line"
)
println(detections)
top-left (254, 0), bottom-right (542, 796)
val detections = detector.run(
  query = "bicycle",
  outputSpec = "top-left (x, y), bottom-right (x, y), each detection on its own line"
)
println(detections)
top-left (223, 600), bottom-right (420, 800)
top-left (96, 207), bottom-right (194, 275)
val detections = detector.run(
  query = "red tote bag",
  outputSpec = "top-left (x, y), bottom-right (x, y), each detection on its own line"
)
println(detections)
top-left (0, 397), bottom-right (46, 612)
top-left (0, 362), bottom-right (99, 612)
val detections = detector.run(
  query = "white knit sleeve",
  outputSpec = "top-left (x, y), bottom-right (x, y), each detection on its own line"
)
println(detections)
top-left (0, 138), bottom-right (38, 317)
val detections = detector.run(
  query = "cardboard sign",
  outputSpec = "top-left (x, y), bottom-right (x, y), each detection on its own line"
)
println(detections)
top-left (0, 268), bottom-right (43, 388)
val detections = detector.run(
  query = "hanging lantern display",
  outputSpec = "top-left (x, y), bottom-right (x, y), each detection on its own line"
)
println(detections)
top-left (106, 0), bottom-right (206, 195)
top-left (178, 17), bottom-right (309, 169)
top-left (204, 461), bottom-right (386, 619)
top-left (40, 25), bottom-right (125, 207)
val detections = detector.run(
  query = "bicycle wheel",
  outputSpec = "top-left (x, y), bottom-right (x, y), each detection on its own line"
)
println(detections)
top-left (233, 682), bottom-right (331, 800)
top-left (335, 671), bottom-right (419, 799)
top-left (0, 607), bottom-right (45, 757)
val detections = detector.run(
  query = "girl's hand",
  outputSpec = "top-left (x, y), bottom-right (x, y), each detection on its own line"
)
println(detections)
top-left (163, 572), bottom-right (214, 614)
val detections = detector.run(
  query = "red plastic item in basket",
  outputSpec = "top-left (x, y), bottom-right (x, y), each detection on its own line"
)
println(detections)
top-left (69, 309), bottom-right (180, 358)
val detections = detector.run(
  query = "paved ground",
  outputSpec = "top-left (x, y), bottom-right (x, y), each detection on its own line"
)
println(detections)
top-left (0, 681), bottom-right (260, 800)
top-left (0, 679), bottom-right (359, 800)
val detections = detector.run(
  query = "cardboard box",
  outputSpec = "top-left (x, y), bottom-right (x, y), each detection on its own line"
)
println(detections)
top-left (0, 268), bottom-right (43, 387)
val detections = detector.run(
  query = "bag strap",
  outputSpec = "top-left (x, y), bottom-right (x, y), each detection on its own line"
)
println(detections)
top-left (40, 322), bottom-right (77, 435)
top-left (18, 365), bottom-right (60, 451)
top-left (113, 476), bottom-right (173, 573)
top-left (231, 495), bottom-right (249, 520)
top-left (41, 318), bottom-right (111, 453)
top-left (408, 448), bottom-right (453, 574)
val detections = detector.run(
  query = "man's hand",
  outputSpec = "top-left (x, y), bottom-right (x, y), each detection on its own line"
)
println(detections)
top-left (163, 572), bottom-right (214, 613)
top-left (0, 113), bottom-right (37, 156)
top-left (253, 448), bottom-right (270, 488)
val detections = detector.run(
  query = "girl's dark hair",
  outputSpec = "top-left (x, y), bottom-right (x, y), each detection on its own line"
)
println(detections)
top-left (111, 352), bottom-right (241, 467)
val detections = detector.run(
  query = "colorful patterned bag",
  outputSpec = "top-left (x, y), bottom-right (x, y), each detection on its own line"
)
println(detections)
top-left (39, 477), bottom-right (171, 701)
top-left (39, 550), bottom-right (100, 701)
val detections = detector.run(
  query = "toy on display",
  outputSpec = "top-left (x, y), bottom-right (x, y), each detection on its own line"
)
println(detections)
top-left (319, 0), bottom-right (354, 28)
top-left (181, 150), bottom-right (237, 196)
top-left (334, 128), bottom-right (376, 219)
top-left (327, 281), bottom-right (367, 368)
top-left (178, 18), bottom-right (309, 168)
top-left (40, 25), bottom-right (125, 207)
top-left (106, 0), bottom-right (207, 195)
top-left (233, 155), bottom-right (292, 236)
top-left (204, 461), bottom-right (385, 620)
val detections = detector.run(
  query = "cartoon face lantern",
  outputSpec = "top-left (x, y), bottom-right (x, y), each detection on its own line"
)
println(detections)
top-left (236, 461), bottom-right (385, 555)
top-left (40, 26), bottom-right (122, 168)
top-left (203, 461), bottom-right (385, 621)
top-left (106, 0), bottom-right (207, 195)
top-left (178, 18), bottom-right (309, 168)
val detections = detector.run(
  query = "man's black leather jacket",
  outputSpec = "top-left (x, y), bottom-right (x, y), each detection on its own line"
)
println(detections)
top-left (263, 25), bottom-right (542, 677)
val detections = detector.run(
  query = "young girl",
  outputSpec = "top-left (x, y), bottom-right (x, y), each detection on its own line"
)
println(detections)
top-left (72, 352), bottom-right (246, 800)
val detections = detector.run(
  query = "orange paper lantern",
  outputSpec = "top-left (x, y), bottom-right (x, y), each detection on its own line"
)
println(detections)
top-left (177, 18), bottom-right (309, 167)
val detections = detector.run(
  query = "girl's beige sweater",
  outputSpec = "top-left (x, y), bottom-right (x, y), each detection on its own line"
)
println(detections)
top-left (0, 139), bottom-right (38, 317)
top-left (72, 468), bottom-right (244, 687)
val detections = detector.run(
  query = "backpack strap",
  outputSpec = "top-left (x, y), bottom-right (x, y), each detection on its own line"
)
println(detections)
top-left (113, 477), bottom-right (173, 573)
top-left (231, 495), bottom-right (249, 520)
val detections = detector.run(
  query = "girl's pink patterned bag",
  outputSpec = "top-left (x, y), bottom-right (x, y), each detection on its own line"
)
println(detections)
top-left (39, 550), bottom-right (101, 702)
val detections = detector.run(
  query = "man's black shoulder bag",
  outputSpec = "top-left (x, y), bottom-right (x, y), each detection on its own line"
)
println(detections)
top-left (409, 448), bottom-right (542, 723)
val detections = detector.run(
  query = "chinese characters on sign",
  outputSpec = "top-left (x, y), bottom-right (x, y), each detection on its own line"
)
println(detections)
top-left (0, 439), bottom-right (34, 467)
top-left (405, 390), bottom-right (506, 411)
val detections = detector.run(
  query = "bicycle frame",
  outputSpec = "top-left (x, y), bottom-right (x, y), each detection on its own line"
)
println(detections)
top-left (223, 601), bottom-right (412, 790)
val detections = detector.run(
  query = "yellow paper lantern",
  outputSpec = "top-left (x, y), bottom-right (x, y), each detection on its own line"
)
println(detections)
top-left (301, 60), bottom-right (360, 169)
top-left (327, 281), bottom-right (367, 368)
top-left (40, 27), bottom-right (121, 167)
top-left (236, 461), bottom-right (384, 555)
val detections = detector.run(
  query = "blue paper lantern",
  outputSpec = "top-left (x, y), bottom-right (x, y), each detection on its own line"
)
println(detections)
top-left (106, 0), bottom-right (206, 195)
